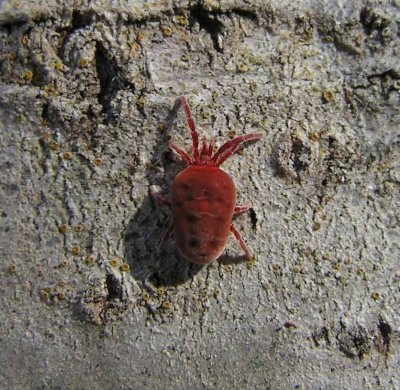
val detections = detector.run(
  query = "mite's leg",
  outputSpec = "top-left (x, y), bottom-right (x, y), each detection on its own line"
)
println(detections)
top-left (207, 140), bottom-right (215, 158)
top-left (149, 188), bottom-right (174, 251)
top-left (149, 187), bottom-right (171, 208)
top-left (177, 95), bottom-right (200, 163)
top-left (234, 205), bottom-right (252, 215)
top-left (213, 132), bottom-right (263, 166)
top-left (199, 138), bottom-right (215, 164)
top-left (165, 96), bottom-right (183, 132)
top-left (230, 224), bottom-right (252, 259)
top-left (165, 96), bottom-right (200, 163)
top-left (170, 142), bottom-right (193, 164)
top-left (199, 137), bottom-right (208, 160)
top-left (158, 223), bottom-right (174, 252)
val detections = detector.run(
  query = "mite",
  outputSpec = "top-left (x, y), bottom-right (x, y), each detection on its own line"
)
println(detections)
top-left (152, 96), bottom-right (263, 265)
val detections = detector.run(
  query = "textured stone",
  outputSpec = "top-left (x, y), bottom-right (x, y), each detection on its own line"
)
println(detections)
top-left (0, 1), bottom-right (399, 389)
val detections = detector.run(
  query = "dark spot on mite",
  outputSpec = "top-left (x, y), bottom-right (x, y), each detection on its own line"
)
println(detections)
top-left (216, 196), bottom-right (224, 202)
top-left (187, 214), bottom-right (198, 223)
top-left (215, 216), bottom-right (224, 223)
top-left (174, 200), bottom-right (183, 208)
top-left (214, 230), bottom-right (222, 238)
top-left (189, 227), bottom-right (196, 235)
top-left (181, 183), bottom-right (190, 190)
top-left (209, 239), bottom-right (219, 248)
top-left (186, 193), bottom-right (193, 201)
top-left (188, 238), bottom-right (200, 247)
top-left (203, 189), bottom-right (211, 198)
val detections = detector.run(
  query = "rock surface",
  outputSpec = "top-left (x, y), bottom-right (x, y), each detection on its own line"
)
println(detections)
top-left (0, 0), bottom-right (399, 389)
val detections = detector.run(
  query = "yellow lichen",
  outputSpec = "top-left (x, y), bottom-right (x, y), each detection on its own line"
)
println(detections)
top-left (162, 300), bottom-right (172, 310)
top-left (247, 256), bottom-right (256, 270)
top-left (129, 41), bottom-right (140, 51)
top-left (74, 224), bottom-right (84, 233)
top-left (40, 291), bottom-right (50, 301)
top-left (162, 26), bottom-right (173, 37)
top-left (354, 35), bottom-right (362, 46)
top-left (120, 263), bottom-right (130, 272)
top-left (156, 286), bottom-right (165, 296)
top-left (142, 292), bottom-right (150, 301)
top-left (54, 62), bottom-right (64, 71)
top-left (49, 141), bottom-right (59, 151)
top-left (228, 130), bottom-right (237, 139)
top-left (23, 70), bottom-right (33, 80)
top-left (58, 224), bottom-right (68, 234)
top-left (333, 262), bottom-right (341, 270)
top-left (372, 291), bottom-right (381, 301)
top-left (79, 58), bottom-right (89, 68)
top-left (237, 63), bottom-right (248, 72)
top-left (314, 205), bottom-right (323, 213)
top-left (62, 151), bottom-right (72, 160)
top-left (86, 255), bottom-right (95, 266)
top-left (181, 53), bottom-right (191, 62)
top-left (137, 96), bottom-right (146, 109)
top-left (272, 263), bottom-right (281, 271)
top-left (322, 90), bottom-right (334, 103)
top-left (313, 222), bottom-right (321, 231)
top-left (224, 264), bottom-right (233, 273)
top-left (249, 81), bottom-right (258, 92)
top-left (177, 15), bottom-right (188, 26)
top-left (293, 266), bottom-right (302, 274)
top-left (61, 259), bottom-right (69, 268)
top-left (44, 83), bottom-right (55, 90)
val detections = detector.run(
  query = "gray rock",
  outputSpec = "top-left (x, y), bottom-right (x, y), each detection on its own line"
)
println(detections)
top-left (1, 1), bottom-right (399, 389)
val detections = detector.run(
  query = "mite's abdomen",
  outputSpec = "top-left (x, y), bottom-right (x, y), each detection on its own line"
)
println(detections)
top-left (171, 166), bottom-right (236, 264)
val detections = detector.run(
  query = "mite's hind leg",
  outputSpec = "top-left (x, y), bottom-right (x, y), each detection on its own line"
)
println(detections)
top-left (229, 224), bottom-right (252, 259)
top-left (149, 188), bottom-right (174, 251)
top-left (158, 223), bottom-right (174, 253)
top-left (149, 187), bottom-right (171, 208)
top-left (234, 205), bottom-right (251, 215)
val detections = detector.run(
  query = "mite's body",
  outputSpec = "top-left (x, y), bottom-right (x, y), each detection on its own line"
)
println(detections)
top-left (172, 166), bottom-right (236, 264)
top-left (152, 96), bottom-right (262, 265)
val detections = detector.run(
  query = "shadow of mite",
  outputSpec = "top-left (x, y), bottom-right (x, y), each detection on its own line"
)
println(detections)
top-left (123, 195), bottom-right (203, 287)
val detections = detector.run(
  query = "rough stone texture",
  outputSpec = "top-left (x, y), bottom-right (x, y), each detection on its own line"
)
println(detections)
top-left (0, 0), bottom-right (399, 389)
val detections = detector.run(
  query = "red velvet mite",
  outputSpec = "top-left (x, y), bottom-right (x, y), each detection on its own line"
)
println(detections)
top-left (152, 96), bottom-right (263, 265)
